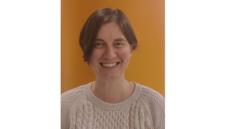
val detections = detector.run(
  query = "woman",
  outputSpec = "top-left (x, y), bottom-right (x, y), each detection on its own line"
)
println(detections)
top-left (62, 8), bottom-right (164, 129)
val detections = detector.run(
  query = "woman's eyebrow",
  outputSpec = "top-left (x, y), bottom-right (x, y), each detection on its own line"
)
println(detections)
top-left (95, 38), bottom-right (126, 42)
top-left (114, 38), bottom-right (126, 42)
top-left (95, 39), bottom-right (105, 42)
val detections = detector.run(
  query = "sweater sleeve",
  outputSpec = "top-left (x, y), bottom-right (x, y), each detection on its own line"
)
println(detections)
top-left (61, 93), bottom-right (72, 129)
top-left (61, 86), bottom-right (86, 129)
top-left (140, 86), bottom-right (165, 129)
top-left (151, 92), bottom-right (165, 129)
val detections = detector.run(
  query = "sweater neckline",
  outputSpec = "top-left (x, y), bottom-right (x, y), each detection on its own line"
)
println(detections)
top-left (86, 82), bottom-right (141, 111)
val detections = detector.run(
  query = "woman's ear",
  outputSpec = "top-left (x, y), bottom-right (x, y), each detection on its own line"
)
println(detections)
top-left (130, 43), bottom-right (137, 52)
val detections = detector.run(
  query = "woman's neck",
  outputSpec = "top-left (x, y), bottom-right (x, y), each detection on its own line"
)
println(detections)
top-left (92, 78), bottom-right (134, 103)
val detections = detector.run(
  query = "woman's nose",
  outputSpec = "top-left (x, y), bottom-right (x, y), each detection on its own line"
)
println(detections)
top-left (103, 46), bottom-right (116, 59)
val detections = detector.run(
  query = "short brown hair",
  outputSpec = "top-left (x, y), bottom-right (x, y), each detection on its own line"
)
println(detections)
top-left (79, 8), bottom-right (138, 63)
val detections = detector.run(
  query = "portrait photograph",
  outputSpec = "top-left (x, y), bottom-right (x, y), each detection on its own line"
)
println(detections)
top-left (61, 0), bottom-right (164, 129)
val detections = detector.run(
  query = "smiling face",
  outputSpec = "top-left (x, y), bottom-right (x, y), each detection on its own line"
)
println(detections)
top-left (89, 22), bottom-right (133, 80)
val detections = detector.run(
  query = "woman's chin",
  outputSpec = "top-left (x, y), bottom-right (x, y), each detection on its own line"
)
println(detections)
top-left (98, 72), bottom-right (122, 80)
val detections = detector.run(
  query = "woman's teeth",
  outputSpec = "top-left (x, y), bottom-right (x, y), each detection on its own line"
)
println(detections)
top-left (100, 62), bottom-right (120, 68)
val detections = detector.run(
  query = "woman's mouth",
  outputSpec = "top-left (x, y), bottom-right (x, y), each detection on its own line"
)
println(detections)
top-left (100, 62), bottom-right (120, 68)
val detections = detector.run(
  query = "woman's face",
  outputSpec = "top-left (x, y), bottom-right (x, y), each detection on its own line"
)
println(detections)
top-left (89, 22), bottom-right (132, 80)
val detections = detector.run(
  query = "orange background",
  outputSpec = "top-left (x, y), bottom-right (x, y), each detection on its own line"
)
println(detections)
top-left (61, 0), bottom-right (164, 95)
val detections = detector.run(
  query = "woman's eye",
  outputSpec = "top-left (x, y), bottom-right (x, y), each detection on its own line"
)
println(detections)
top-left (94, 42), bottom-right (104, 48)
top-left (114, 42), bottom-right (124, 48)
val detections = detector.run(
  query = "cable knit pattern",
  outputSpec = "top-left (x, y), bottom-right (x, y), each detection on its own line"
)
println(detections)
top-left (62, 82), bottom-right (164, 129)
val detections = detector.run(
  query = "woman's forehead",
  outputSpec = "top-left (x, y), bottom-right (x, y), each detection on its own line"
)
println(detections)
top-left (96, 22), bottom-right (125, 39)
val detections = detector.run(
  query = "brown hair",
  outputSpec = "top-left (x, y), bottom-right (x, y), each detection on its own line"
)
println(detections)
top-left (79, 8), bottom-right (137, 63)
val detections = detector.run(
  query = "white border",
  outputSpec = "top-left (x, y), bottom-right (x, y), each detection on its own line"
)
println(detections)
top-left (166, 0), bottom-right (230, 129)
top-left (0, 0), bottom-right (60, 129)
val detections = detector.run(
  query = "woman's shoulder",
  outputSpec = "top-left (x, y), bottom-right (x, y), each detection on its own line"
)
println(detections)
top-left (135, 82), bottom-right (165, 129)
top-left (135, 82), bottom-right (164, 105)
top-left (61, 82), bottom-right (91, 104)
top-left (61, 83), bottom-right (93, 129)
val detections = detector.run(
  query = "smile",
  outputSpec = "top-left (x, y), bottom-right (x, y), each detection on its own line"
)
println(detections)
top-left (100, 62), bottom-right (120, 68)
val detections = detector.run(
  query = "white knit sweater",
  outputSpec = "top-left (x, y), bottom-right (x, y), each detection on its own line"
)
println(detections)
top-left (61, 82), bottom-right (164, 129)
